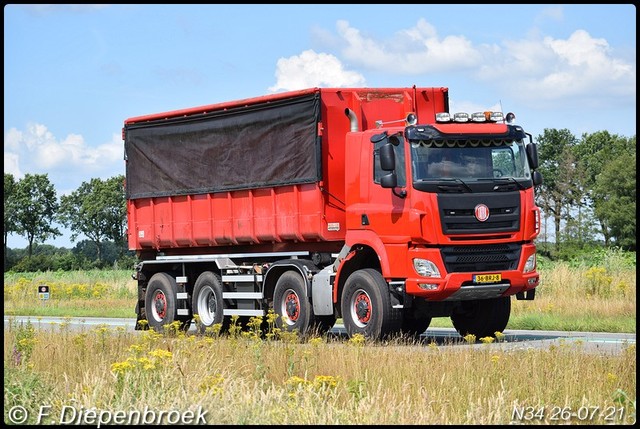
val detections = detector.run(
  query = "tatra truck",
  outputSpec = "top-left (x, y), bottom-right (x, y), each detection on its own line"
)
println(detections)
top-left (123, 86), bottom-right (543, 341)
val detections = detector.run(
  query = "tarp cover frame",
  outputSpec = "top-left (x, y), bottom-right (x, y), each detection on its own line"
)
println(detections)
top-left (124, 92), bottom-right (321, 200)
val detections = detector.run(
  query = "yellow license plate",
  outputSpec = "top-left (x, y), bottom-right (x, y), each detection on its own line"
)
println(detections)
top-left (473, 273), bottom-right (502, 283)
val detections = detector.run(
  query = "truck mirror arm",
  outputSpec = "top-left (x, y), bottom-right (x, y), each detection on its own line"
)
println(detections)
top-left (392, 188), bottom-right (407, 199)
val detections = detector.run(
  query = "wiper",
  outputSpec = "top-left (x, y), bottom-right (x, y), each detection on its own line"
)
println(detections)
top-left (478, 176), bottom-right (525, 190)
top-left (436, 178), bottom-right (473, 193)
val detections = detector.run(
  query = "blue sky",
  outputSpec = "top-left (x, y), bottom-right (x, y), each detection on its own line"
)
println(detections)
top-left (4, 4), bottom-right (636, 249)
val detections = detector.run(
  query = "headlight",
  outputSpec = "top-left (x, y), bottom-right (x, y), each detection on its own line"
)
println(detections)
top-left (524, 254), bottom-right (536, 273)
top-left (413, 259), bottom-right (440, 277)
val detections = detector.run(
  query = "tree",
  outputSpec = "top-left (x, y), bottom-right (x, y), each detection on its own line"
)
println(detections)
top-left (104, 175), bottom-right (128, 248)
top-left (535, 129), bottom-right (579, 251)
top-left (4, 173), bottom-right (18, 269)
top-left (575, 132), bottom-right (636, 248)
top-left (591, 138), bottom-right (636, 250)
top-left (12, 173), bottom-right (61, 257)
top-left (57, 175), bottom-right (127, 262)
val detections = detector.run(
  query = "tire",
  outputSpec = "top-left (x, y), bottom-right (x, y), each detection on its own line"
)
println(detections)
top-left (145, 272), bottom-right (178, 332)
top-left (401, 313), bottom-right (432, 338)
top-left (451, 296), bottom-right (511, 339)
top-left (273, 271), bottom-right (313, 335)
top-left (340, 268), bottom-right (402, 341)
top-left (192, 271), bottom-right (228, 334)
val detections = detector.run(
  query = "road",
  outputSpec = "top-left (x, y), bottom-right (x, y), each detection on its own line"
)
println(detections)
top-left (4, 315), bottom-right (635, 355)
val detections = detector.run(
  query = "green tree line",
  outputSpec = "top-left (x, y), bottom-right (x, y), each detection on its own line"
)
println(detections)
top-left (535, 129), bottom-right (636, 259)
top-left (3, 129), bottom-right (636, 272)
top-left (4, 174), bottom-right (134, 272)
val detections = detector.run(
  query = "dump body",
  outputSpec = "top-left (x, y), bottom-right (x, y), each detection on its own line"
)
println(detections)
top-left (124, 87), bottom-right (447, 254)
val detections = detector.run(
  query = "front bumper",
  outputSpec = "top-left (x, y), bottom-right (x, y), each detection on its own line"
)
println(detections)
top-left (404, 243), bottom-right (540, 301)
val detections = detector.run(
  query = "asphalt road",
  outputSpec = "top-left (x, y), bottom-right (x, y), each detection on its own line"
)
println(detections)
top-left (4, 315), bottom-right (635, 355)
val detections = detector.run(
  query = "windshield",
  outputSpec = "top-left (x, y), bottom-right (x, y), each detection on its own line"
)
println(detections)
top-left (410, 140), bottom-right (531, 182)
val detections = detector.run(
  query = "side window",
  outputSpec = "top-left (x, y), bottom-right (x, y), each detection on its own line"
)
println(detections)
top-left (373, 140), bottom-right (406, 186)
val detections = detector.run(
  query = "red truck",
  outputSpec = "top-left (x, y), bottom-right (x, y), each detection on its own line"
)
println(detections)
top-left (123, 86), bottom-right (542, 341)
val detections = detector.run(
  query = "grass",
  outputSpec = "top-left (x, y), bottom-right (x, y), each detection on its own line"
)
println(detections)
top-left (3, 316), bottom-right (636, 425)
top-left (3, 254), bottom-right (636, 425)
top-left (4, 269), bottom-right (137, 319)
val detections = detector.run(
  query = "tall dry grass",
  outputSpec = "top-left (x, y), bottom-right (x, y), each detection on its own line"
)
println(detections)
top-left (4, 270), bottom-right (137, 318)
top-left (4, 317), bottom-right (636, 425)
top-left (509, 259), bottom-right (636, 333)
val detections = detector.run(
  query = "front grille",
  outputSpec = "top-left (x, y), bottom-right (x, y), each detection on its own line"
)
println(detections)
top-left (441, 243), bottom-right (521, 273)
top-left (438, 192), bottom-right (520, 234)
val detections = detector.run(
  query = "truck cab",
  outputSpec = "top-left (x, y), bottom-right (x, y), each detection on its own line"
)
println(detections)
top-left (337, 109), bottom-right (542, 339)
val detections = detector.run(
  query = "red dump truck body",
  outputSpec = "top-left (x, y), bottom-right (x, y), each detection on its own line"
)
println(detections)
top-left (125, 87), bottom-right (446, 254)
top-left (124, 86), bottom-right (542, 341)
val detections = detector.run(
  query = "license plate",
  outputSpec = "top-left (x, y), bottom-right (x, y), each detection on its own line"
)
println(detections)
top-left (473, 273), bottom-right (502, 283)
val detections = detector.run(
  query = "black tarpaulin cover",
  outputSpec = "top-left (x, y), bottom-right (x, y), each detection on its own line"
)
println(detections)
top-left (124, 92), bottom-right (321, 200)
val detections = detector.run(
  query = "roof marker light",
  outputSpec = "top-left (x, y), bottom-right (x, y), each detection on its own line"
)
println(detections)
top-left (435, 112), bottom-right (451, 122)
top-left (490, 112), bottom-right (504, 122)
top-left (471, 112), bottom-right (486, 122)
top-left (453, 112), bottom-right (469, 122)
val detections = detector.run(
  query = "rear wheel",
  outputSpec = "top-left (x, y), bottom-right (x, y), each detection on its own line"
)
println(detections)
top-left (451, 296), bottom-right (511, 339)
top-left (340, 268), bottom-right (402, 341)
top-left (192, 271), bottom-right (228, 334)
top-left (145, 272), bottom-right (179, 332)
top-left (273, 271), bottom-right (313, 335)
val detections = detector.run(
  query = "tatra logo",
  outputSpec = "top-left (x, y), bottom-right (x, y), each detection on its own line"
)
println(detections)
top-left (474, 204), bottom-right (490, 222)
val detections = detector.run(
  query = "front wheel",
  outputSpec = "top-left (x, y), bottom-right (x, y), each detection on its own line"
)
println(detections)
top-left (273, 271), bottom-right (313, 335)
top-left (145, 272), bottom-right (179, 332)
top-left (401, 313), bottom-right (432, 338)
top-left (340, 268), bottom-right (402, 341)
top-left (451, 296), bottom-right (511, 339)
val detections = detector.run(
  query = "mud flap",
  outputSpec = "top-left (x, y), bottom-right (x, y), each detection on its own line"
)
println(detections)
top-left (516, 289), bottom-right (536, 300)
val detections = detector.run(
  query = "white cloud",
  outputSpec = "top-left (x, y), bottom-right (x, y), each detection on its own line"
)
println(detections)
top-left (334, 18), bottom-right (484, 74)
top-left (4, 128), bottom-right (24, 152)
top-left (3, 152), bottom-right (21, 178)
top-left (480, 29), bottom-right (635, 106)
top-left (3, 123), bottom-right (124, 191)
top-left (312, 18), bottom-right (634, 109)
top-left (268, 49), bottom-right (366, 92)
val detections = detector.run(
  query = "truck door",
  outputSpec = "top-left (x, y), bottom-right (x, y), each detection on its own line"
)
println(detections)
top-left (366, 135), bottom-right (413, 248)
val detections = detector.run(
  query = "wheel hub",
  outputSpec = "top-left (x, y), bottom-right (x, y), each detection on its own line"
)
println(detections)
top-left (285, 292), bottom-right (299, 321)
top-left (208, 295), bottom-right (216, 315)
top-left (154, 292), bottom-right (166, 319)
top-left (354, 294), bottom-right (371, 323)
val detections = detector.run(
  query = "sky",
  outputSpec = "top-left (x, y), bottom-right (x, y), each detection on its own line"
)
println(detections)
top-left (4, 4), bottom-right (636, 249)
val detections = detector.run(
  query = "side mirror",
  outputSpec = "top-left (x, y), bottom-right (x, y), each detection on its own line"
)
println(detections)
top-left (526, 143), bottom-right (539, 170)
top-left (532, 170), bottom-right (543, 186)
top-left (380, 173), bottom-right (397, 189)
top-left (380, 143), bottom-right (396, 171)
